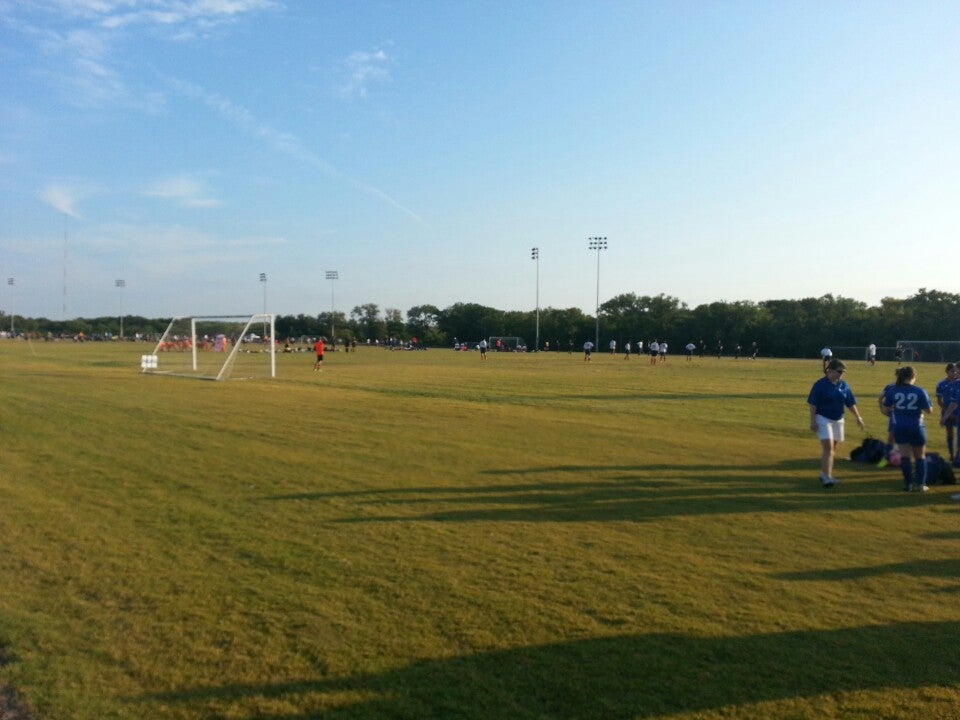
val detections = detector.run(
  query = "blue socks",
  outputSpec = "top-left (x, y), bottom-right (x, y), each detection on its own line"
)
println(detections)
top-left (901, 457), bottom-right (912, 488)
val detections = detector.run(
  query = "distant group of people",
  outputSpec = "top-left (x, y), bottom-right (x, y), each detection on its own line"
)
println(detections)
top-left (583, 339), bottom-right (674, 363)
top-left (581, 338), bottom-right (758, 363)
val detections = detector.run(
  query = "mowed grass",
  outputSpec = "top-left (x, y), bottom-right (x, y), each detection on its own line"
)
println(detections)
top-left (1, 341), bottom-right (959, 720)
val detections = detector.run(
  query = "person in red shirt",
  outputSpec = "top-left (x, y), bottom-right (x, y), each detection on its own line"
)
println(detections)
top-left (314, 337), bottom-right (325, 371)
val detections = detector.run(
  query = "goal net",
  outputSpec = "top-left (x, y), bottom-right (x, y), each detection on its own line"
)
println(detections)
top-left (141, 314), bottom-right (276, 380)
top-left (895, 340), bottom-right (960, 364)
top-left (488, 336), bottom-right (526, 351)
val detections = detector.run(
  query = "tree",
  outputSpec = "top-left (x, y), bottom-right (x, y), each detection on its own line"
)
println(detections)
top-left (406, 304), bottom-right (444, 346)
top-left (538, 307), bottom-right (592, 349)
top-left (384, 308), bottom-right (404, 338)
top-left (901, 289), bottom-right (960, 340)
top-left (351, 303), bottom-right (385, 341)
top-left (438, 303), bottom-right (502, 343)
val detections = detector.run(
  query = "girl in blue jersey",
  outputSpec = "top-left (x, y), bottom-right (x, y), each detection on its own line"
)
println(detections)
top-left (935, 363), bottom-right (957, 462)
top-left (882, 366), bottom-right (932, 492)
top-left (877, 371), bottom-right (897, 448)
top-left (807, 359), bottom-right (866, 487)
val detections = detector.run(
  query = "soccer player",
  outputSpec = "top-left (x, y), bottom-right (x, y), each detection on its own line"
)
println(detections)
top-left (878, 370), bottom-right (898, 448)
top-left (313, 336), bottom-right (325, 371)
top-left (685, 342), bottom-right (696, 361)
top-left (807, 359), bottom-right (866, 487)
top-left (936, 363), bottom-right (957, 462)
top-left (820, 346), bottom-right (833, 370)
top-left (648, 339), bottom-right (660, 365)
top-left (882, 366), bottom-right (933, 491)
top-left (583, 340), bottom-right (593, 361)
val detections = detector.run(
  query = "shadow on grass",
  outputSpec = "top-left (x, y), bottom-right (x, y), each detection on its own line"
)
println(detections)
top-left (924, 531), bottom-right (960, 540)
top-left (262, 460), bottom-right (927, 524)
top-left (775, 558), bottom-right (960, 581)
top-left (137, 621), bottom-right (960, 719)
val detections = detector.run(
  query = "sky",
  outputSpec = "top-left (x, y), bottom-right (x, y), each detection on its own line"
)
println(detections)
top-left (1, 1), bottom-right (959, 321)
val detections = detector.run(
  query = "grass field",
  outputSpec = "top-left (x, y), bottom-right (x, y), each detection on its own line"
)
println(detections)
top-left (1, 340), bottom-right (959, 720)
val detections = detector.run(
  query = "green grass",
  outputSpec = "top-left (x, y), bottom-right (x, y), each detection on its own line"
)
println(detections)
top-left (1, 341), bottom-right (959, 719)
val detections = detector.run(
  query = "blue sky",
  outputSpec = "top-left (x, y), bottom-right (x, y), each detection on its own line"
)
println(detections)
top-left (1, 1), bottom-right (958, 321)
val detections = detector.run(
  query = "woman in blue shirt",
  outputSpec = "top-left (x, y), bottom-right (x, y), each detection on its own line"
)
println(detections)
top-left (935, 363), bottom-right (956, 462)
top-left (807, 359), bottom-right (865, 487)
top-left (882, 365), bottom-right (932, 491)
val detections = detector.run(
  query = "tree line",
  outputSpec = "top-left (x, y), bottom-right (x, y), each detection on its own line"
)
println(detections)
top-left (3, 288), bottom-right (958, 360)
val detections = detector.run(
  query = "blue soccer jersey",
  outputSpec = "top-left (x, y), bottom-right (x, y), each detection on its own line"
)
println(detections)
top-left (882, 384), bottom-right (932, 428)
top-left (936, 377), bottom-right (955, 410)
top-left (881, 382), bottom-right (895, 432)
top-left (944, 381), bottom-right (960, 418)
top-left (807, 376), bottom-right (857, 421)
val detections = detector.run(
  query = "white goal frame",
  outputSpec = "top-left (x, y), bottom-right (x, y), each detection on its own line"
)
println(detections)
top-left (895, 340), bottom-right (960, 364)
top-left (488, 336), bottom-right (525, 351)
top-left (142, 314), bottom-right (276, 380)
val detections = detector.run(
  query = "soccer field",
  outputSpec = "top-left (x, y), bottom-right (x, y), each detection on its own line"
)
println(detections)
top-left (1, 341), bottom-right (959, 719)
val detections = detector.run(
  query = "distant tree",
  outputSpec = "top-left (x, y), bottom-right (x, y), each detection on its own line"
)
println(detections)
top-left (599, 293), bottom-right (689, 345)
top-left (384, 308), bottom-right (404, 338)
top-left (351, 303), bottom-right (385, 341)
top-left (406, 304), bottom-right (443, 345)
top-left (438, 303), bottom-right (502, 344)
top-left (538, 307), bottom-right (593, 347)
top-left (901, 288), bottom-right (960, 340)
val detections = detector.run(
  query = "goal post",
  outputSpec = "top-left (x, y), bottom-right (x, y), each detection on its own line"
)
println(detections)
top-left (488, 336), bottom-right (525, 352)
top-left (896, 340), bottom-right (960, 364)
top-left (829, 341), bottom-right (960, 364)
top-left (141, 314), bottom-right (276, 380)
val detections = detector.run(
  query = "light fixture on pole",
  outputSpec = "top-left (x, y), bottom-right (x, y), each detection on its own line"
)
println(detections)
top-left (259, 273), bottom-right (267, 341)
top-left (588, 237), bottom-right (608, 349)
top-left (6, 277), bottom-right (13, 336)
top-left (115, 279), bottom-right (125, 339)
top-left (531, 247), bottom-right (540, 352)
top-left (325, 270), bottom-right (338, 340)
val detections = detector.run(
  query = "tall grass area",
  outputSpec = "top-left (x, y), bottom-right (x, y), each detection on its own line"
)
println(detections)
top-left (1, 340), bottom-right (959, 719)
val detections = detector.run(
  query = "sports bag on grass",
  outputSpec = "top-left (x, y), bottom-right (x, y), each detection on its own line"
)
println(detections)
top-left (850, 438), bottom-right (886, 464)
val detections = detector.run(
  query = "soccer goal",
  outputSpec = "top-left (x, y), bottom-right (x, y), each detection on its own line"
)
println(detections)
top-left (141, 314), bottom-right (276, 380)
top-left (488, 336), bottom-right (526, 352)
top-left (896, 340), bottom-right (960, 364)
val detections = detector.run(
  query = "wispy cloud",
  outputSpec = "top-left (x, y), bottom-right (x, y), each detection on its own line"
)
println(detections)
top-left (143, 174), bottom-right (221, 208)
top-left (168, 77), bottom-right (424, 224)
top-left (6, 1), bottom-right (280, 106)
top-left (40, 184), bottom-right (84, 218)
top-left (22, 0), bottom-right (280, 32)
top-left (339, 45), bottom-right (393, 99)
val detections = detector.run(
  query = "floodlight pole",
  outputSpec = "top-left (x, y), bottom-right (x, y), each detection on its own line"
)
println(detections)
top-left (115, 279), bottom-right (125, 339)
top-left (259, 272), bottom-right (267, 341)
top-left (63, 214), bottom-right (68, 319)
top-left (588, 237), bottom-right (607, 349)
top-left (6, 277), bottom-right (13, 336)
top-left (531, 247), bottom-right (540, 352)
top-left (326, 270), bottom-right (338, 340)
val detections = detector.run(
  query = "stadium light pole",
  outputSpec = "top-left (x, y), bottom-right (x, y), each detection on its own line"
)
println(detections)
top-left (588, 237), bottom-right (607, 349)
top-left (531, 247), bottom-right (540, 352)
top-left (259, 272), bottom-right (267, 341)
top-left (6, 277), bottom-right (13, 336)
top-left (115, 279), bottom-right (125, 339)
top-left (326, 270), bottom-right (338, 340)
